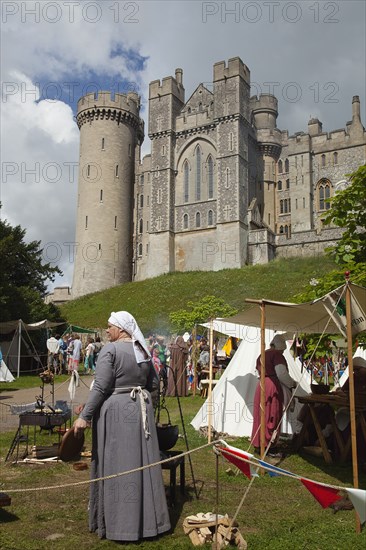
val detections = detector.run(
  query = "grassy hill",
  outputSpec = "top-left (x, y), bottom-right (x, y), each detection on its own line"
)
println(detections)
top-left (60, 256), bottom-right (337, 334)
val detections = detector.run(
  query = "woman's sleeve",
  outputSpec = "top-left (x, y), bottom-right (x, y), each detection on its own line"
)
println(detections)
top-left (146, 360), bottom-right (159, 393)
top-left (275, 364), bottom-right (296, 389)
top-left (79, 344), bottom-right (116, 421)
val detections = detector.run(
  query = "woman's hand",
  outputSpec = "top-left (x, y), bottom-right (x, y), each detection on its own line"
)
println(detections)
top-left (73, 417), bottom-right (90, 438)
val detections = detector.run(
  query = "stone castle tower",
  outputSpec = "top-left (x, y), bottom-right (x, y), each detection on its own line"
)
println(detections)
top-left (67, 57), bottom-right (365, 300)
top-left (72, 91), bottom-right (144, 298)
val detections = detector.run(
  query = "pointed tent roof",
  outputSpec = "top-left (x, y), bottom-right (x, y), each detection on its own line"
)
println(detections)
top-left (191, 326), bottom-right (312, 437)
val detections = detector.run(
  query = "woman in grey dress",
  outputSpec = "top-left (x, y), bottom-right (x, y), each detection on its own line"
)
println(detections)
top-left (73, 311), bottom-right (171, 541)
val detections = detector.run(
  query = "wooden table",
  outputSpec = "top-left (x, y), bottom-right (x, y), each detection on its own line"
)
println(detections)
top-left (295, 393), bottom-right (366, 464)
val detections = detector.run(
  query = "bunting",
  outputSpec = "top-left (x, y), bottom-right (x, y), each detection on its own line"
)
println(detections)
top-left (258, 460), bottom-right (296, 478)
top-left (218, 446), bottom-right (253, 479)
top-left (346, 488), bottom-right (366, 525)
top-left (300, 479), bottom-right (342, 508)
top-left (218, 442), bottom-right (366, 523)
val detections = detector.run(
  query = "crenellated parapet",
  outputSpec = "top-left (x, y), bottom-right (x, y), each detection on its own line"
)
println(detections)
top-left (250, 94), bottom-right (278, 130)
top-left (77, 91), bottom-right (144, 141)
top-left (213, 57), bottom-right (250, 84)
top-left (149, 72), bottom-right (185, 101)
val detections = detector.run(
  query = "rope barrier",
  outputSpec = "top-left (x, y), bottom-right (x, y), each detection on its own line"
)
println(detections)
top-left (4, 440), bottom-right (218, 494)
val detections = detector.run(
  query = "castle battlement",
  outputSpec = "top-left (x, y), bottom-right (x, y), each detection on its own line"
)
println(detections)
top-left (77, 91), bottom-right (140, 117)
top-left (250, 94), bottom-right (278, 113)
top-left (149, 70), bottom-right (185, 101)
top-left (213, 57), bottom-right (250, 84)
top-left (176, 110), bottom-right (214, 132)
top-left (76, 91), bottom-right (143, 138)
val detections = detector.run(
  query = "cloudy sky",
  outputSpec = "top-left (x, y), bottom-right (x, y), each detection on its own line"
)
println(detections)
top-left (1, 0), bottom-right (365, 291)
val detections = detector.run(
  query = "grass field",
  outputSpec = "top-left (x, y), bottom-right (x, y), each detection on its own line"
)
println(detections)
top-left (60, 256), bottom-right (338, 333)
top-left (1, 391), bottom-right (365, 550)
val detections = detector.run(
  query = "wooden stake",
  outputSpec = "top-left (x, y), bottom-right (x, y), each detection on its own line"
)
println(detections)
top-left (345, 278), bottom-right (361, 533)
top-left (208, 319), bottom-right (214, 444)
top-left (260, 303), bottom-right (266, 462)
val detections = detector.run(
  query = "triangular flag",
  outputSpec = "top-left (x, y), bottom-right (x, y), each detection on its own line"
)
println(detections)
top-left (346, 488), bottom-right (366, 525)
top-left (219, 447), bottom-right (252, 479)
top-left (301, 479), bottom-right (342, 508)
top-left (258, 460), bottom-right (297, 478)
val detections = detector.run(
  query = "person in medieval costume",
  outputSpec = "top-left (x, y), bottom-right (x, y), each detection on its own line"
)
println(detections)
top-left (73, 311), bottom-right (171, 542)
top-left (251, 334), bottom-right (296, 455)
top-left (166, 336), bottom-right (189, 397)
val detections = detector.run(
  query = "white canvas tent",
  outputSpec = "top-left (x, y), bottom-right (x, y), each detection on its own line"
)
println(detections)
top-left (338, 347), bottom-right (366, 387)
top-left (0, 319), bottom-right (63, 377)
top-left (191, 322), bottom-right (312, 437)
top-left (0, 360), bottom-right (15, 382)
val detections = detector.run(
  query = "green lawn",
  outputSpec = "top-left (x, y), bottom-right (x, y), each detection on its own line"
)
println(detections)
top-left (1, 394), bottom-right (365, 550)
top-left (60, 256), bottom-right (337, 333)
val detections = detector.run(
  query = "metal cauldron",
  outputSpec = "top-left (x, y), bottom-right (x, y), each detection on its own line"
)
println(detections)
top-left (155, 405), bottom-right (179, 451)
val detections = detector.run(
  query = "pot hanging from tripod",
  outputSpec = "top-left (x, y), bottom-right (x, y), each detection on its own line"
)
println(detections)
top-left (155, 406), bottom-right (179, 451)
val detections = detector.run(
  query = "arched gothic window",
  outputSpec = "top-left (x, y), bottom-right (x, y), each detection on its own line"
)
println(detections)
top-left (183, 214), bottom-right (188, 229)
top-left (278, 180), bottom-right (282, 191)
top-left (207, 156), bottom-right (214, 199)
top-left (279, 225), bottom-right (284, 234)
top-left (195, 146), bottom-right (201, 200)
top-left (196, 212), bottom-right (201, 228)
top-left (139, 218), bottom-right (143, 234)
top-left (138, 243), bottom-right (142, 256)
top-left (208, 209), bottom-right (213, 226)
top-left (333, 152), bottom-right (338, 165)
top-left (285, 158), bottom-right (289, 172)
top-left (278, 160), bottom-right (283, 173)
top-left (183, 160), bottom-right (189, 203)
top-left (280, 200), bottom-right (284, 214)
top-left (140, 195), bottom-right (144, 208)
top-left (286, 179), bottom-right (290, 189)
top-left (318, 179), bottom-right (331, 210)
top-left (321, 154), bottom-right (326, 167)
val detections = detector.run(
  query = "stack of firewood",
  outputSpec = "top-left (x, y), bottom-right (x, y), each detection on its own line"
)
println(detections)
top-left (183, 513), bottom-right (247, 548)
top-left (31, 444), bottom-right (59, 459)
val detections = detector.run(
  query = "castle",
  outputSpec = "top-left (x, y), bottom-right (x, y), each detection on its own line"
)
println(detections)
top-left (66, 57), bottom-right (365, 300)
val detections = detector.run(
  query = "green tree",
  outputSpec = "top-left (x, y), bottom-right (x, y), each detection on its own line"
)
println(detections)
top-left (169, 295), bottom-right (238, 332)
top-left (0, 215), bottom-right (63, 322)
top-left (323, 164), bottom-right (366, 265)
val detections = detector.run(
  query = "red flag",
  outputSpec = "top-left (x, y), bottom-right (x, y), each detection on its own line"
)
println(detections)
top-left (301, 478), bottom-right (342, 508)
top-left (219, 447), bottom-right (252, 479)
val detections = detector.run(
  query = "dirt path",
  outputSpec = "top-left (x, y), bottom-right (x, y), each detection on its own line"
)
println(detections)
top-left (0, 375), bottom-right (94, 431)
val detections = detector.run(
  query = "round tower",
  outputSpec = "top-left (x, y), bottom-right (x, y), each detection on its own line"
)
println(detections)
top-left (72, 91), bottom-right (144, 298)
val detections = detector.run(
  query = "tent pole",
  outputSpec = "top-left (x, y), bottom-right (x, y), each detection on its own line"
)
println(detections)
top-left (17, 320), bottom-right (22, 379)
top-left (192, 325), bottom-right (197, 397)
top-left (345, 278), bottom-right (360, 533)
top-left (208, 318), bottom-right (214, 444)
top-left (260, 303), bottom-right (266, 459)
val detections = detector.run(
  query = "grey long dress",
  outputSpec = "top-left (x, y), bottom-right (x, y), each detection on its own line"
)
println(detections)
top-left (79, 341), bottom-right (171, 541)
